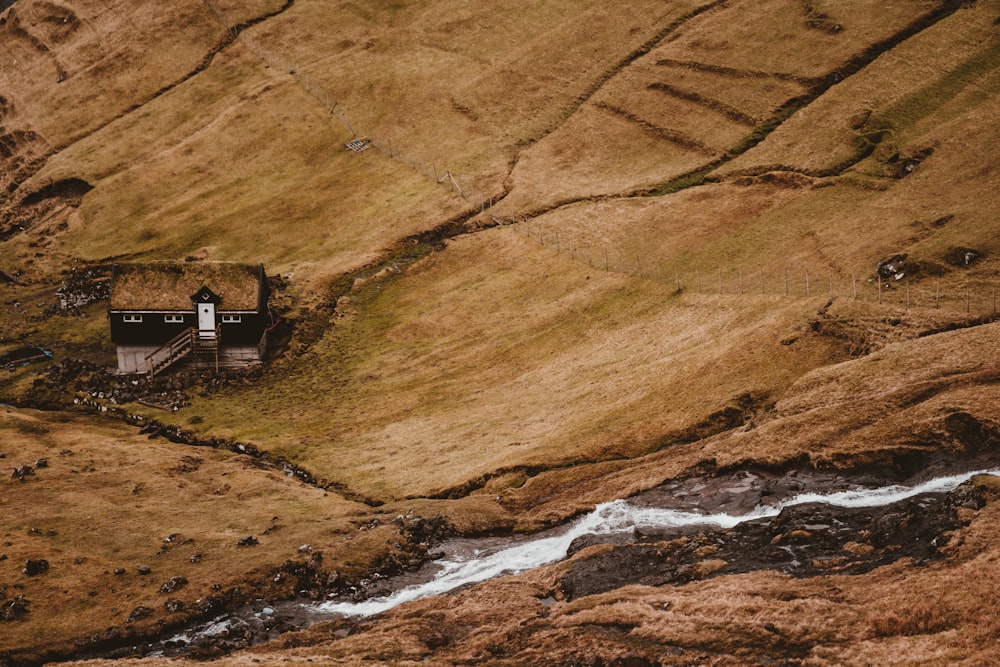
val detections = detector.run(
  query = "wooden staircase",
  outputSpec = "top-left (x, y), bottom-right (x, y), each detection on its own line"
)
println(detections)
top-left (146, 327), bottom-right (220, 378)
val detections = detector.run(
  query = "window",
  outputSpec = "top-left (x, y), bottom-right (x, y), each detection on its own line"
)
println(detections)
top-left (164, 314), bottom-right (184, 324)
top-left (222, 314), bottom-right (242, 323)
top-left (123, 314), bottom-right (143, 323)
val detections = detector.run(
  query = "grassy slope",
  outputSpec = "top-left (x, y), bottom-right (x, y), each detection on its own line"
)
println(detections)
top-left (0, 406), bottom-right (373, 659)
top-left (1, 0), bottom-right (999, 660)
top-left (78, 478), bottom-right (1000, 666)
top-left (170, 0), bottom-right (999, 502)
top-left (182, 228), bottom-right (847, 499)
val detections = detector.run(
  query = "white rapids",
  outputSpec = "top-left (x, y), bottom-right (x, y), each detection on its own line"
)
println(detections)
top-left (316, 468), bottom-right (1000, 618)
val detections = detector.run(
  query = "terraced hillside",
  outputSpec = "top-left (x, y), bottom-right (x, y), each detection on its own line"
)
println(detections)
top-left (1, 0), bottom-right (999, 664)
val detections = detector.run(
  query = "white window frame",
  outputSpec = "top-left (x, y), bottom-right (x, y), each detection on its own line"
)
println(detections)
top-left (164, 314), bottom-right (185, 324)
top-left (221, 314), bottom-right (242, 323)
top-left (123, 314), bottom-right (143, 323)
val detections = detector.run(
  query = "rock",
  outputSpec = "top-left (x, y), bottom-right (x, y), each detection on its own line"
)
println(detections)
top-left (127, 606), bottom-right (153, 623)
top-left (164, 598), bottom-right (184, 613)
top-left (159, 576), bottom-right (188, 594)
top-left (0, 595), bottom-right (30, 621)
top-left (237, 535), bottom-right (259, 547)
top-left (34, 458), bottom-right (48, 468)
top-left (137, 564), bottom-right (152, 575)
top-left (113, 567), bottom-right (126, 576)
top-left (22, 559), bottom-right (49, 576)
top-left (877, 254), bottom-right (907, 279)
top-left (943, 246), bottom-right (982, 267)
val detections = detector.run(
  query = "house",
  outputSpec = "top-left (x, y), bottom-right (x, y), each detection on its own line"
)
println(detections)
top-left (108, 262), bottom-right (271, 375)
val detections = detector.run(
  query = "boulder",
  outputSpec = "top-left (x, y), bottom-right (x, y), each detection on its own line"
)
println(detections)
top-left (159, 576), bottom-right (188, 594)
top-left (22, 559), bottom-right (49, 576)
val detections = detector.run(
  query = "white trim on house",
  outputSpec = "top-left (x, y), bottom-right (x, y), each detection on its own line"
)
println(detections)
top-left (110, 309), bottom-right (260, 314)
top-left (123, 314), bottom-right (143, 323)
top-left (164, 314), bottom-right (185, 323)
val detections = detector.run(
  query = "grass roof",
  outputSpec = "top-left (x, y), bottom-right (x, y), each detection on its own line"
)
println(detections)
top-left (109, 261), bottom-right (263, 311)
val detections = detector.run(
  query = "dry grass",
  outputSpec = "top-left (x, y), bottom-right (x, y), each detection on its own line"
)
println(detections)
top-left (109, 262), bottom-right (262, 311)
top-left (88, 482), bottom-right (999, 666)
top-left (503, 0), bottom-right (948, 212)
top-left (3, 0), bottom-right (1000, 659)
top-left (17, 47), bottom-right (468, 294)
top-left (0, 0), bottom-right (279, 148)
top-left (173, 226), bottom-right (852, 500)
top-left (0, 406), bottom-right (371, 659)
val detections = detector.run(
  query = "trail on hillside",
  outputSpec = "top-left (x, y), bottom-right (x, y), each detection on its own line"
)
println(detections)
top-left (502, 0), bottom-right (971, 220)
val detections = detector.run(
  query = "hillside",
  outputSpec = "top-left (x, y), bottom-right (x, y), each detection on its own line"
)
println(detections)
top-left (1, 0), bottom-right (999, 665)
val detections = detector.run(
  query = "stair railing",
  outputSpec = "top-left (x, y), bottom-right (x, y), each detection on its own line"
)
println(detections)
top-left (145, 327), bottom-right (196, 378)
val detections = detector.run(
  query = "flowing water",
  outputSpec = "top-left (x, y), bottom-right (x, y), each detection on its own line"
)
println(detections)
top-left (141, 466), bottom-right (998, 656)
top-left (315, 467), bottom-right (1000, 618)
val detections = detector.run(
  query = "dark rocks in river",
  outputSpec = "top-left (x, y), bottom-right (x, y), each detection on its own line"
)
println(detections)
top-left (559, 480), bottom-right (982, 601)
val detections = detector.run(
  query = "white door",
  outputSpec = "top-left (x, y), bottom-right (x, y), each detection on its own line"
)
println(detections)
top-left (198, 302), bottom-right (216, 337)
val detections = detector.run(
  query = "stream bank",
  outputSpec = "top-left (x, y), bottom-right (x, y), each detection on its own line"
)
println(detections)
top-left (71, 461), bottom-right (1000, 661)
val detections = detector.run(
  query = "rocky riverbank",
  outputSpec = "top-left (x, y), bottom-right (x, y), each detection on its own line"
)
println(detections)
top-left (59, 462), bottom-right (998, 663)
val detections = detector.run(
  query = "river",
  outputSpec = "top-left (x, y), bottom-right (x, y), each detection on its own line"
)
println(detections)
top-left (141, 465), bottom-right (998, 656)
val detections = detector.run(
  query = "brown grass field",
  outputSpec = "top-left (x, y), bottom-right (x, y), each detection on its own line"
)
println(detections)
top-left (2, 0), bottom-right (1000, 664)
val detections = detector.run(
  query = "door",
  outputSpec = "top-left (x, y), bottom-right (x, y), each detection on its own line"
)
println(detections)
top-left (198, 302), bottom-right (216, 337)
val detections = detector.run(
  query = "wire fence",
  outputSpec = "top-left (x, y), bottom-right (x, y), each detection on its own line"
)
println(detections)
top-left (201, 0), bottom-right (507, 215)
top-left (199, 2), bottom-right (997, 319)
top-left (507, 220), bottom-right (999, 317)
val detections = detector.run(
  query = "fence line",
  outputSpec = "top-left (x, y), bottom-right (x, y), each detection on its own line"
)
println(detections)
top-left (200, 0), bottom-right (509, 214)
top-left (509, 222), bottom-right (998, 317)
top-left (197, 1), bottom-right (993, 318)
